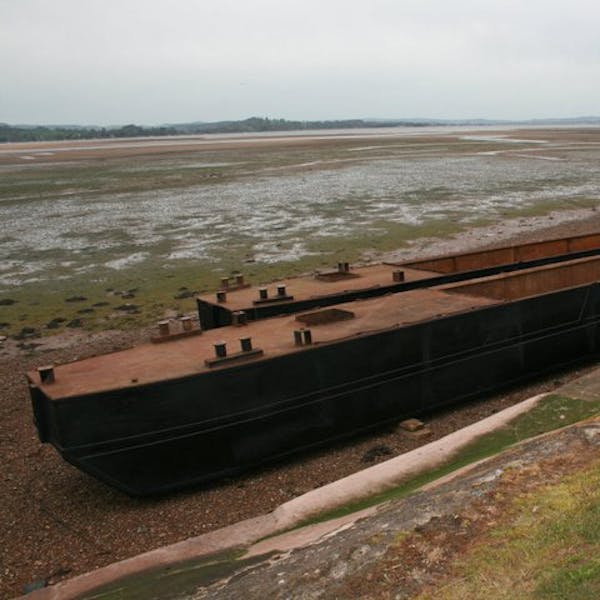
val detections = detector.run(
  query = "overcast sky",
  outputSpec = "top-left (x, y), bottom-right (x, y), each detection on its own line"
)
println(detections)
top-left (1, 0), bottom-right (599, 125)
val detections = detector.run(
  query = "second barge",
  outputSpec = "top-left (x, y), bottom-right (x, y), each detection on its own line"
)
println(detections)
top-left (196, 231), bottom-right (600, 329)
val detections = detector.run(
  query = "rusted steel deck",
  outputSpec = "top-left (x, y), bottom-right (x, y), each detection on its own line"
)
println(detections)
top-left (28, 288), bottom-right (495, 400)
top-left (196, 264), bottom-right (438, 311)
top-left (405, 231), bottom-right (600, 274)
top-left (443, 254), bottom-right (600, 300)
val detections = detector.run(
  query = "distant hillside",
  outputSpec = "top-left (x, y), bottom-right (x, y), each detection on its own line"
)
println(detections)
top-left (167, 117), bottom-right (411, 135)
top-left (1, 115), bottom-right (599, 143)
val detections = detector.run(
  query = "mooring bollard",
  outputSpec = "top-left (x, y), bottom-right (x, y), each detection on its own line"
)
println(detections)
top-left (38, 365), bottom-right (55, 384)
top-left (293, 330), bottom-right (303, 346)
top-left (232, 310), bottom-right (247, 326)
top-left (158, 320), bottom-right (170, 336)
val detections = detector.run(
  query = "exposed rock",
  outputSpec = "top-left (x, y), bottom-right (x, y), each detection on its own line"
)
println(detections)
top-left (0, 298), bottom-right (17, 306)
top-left (16, 342), bottom-right (41, 351)
top-left (12, 327), bottom-right (39, 340)
top-left (46, 318), bottom-right (67, 329)
top-left (113, 290), bottom-right (138, 298)
top-left (115, 304), bottom-right (140, 313)
top-left (174, 290), bottom-right (197, 299)
top-left (361, 444), bottom-right (394, 464)
top-left (399, 418), bottom-right (425, 432)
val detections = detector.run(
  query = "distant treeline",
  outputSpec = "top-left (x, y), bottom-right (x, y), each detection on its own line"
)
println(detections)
top-left (183, 117), bottom-right (403, 134)
top-left (0, 123), bottom-right (178, 143)
top-left (3, 115), bottom-right (600, 143)
top-left (0, 117), bottom-right (414, 143)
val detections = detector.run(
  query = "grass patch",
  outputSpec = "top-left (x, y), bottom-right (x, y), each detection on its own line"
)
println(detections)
top-left (416, 458), bottom-right (600, 599)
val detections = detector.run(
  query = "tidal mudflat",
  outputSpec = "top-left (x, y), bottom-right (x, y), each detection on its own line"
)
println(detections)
top-left (1, 126), bottom-right (599, 335)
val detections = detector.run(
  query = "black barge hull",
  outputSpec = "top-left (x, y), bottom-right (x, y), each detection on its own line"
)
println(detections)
top-left (30, 282), bottom-right (600, 495)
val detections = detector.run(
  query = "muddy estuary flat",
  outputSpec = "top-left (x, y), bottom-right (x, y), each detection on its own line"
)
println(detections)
top-left (1, 126), bottom-right (599, 335)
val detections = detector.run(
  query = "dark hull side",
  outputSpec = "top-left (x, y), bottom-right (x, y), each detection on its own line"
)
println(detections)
top-left (32, 283), bottom-right (600, 495)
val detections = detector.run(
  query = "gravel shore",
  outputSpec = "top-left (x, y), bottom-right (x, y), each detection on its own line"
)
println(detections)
top-left (3, 209), bottom-right (600, 599)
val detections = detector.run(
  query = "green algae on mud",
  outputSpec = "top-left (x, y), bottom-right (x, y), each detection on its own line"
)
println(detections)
top-left (1, 194), bottom-right (599, 339)
top-left (75, 548), bottom-right (277, 600)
